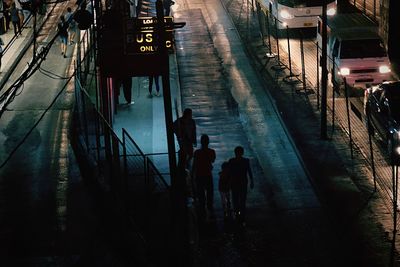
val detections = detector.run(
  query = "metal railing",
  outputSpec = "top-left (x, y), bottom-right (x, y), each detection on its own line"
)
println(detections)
top-left (73, 23), bottom-right (172, 263)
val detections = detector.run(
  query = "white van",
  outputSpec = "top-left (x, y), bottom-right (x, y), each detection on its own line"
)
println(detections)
top-left (317, 13), bottom-right (391, 88)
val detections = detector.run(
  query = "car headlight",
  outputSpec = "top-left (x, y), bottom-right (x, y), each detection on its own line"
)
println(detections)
top-left (280, 10), bottom-right (294, 19)
top-left (327, 8), bottom-right (336, 16)
top-left (395, 146), bottom-right (400, 156)
top-left (339, 67), bottom-right (350, 76)
top-left (379, 65), bottom-right (391, 74)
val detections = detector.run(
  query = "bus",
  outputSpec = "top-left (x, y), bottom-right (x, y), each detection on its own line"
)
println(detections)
top-left (258, 0), bottom-right (337, 29)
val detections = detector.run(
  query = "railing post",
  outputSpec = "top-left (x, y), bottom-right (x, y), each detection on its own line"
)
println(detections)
top-left (367, 111), bottom-right (377, 191)
top-left (343, 77), bottom-right (353, 159)
top-left (265, 12), bottom-right (274, 58)
top-left (271, 17), bottom-right (285, 71)
top-left (300, 31), bottom-right (307, 94)
top-left (316, 42), bottom-right (320, 109)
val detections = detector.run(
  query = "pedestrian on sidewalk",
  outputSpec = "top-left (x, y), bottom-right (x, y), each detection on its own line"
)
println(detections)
top-left (10, 2), bottom-right (21, 37)
top-left (218, 161), bottom-right (231, 219)
top-left (228, 146), bottom-right (254, 227)
top-left (65, 7), bottom-right (77, 45)
top-left (173, 108), bottom-right (197, 167)
top-left (148, 75), bottom-right (160, 97)
top-left (58, 15), bottom-right (68, 58)
top-left (14, 0), bottom-right (24, 31)
top-left (3, 1), bottom-right (12, 32)
top-left (163, 0), bottom-right (174, 16)
top-left (192, 134), bottom-right (216, 221)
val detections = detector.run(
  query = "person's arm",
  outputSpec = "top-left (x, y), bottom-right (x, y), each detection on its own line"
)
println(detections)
top-left (247, 158), bottom-right (254, 189)
top-left (211, 149), bottom-right (216, 163)
top-left (192, 119), bottom-right (197, 147)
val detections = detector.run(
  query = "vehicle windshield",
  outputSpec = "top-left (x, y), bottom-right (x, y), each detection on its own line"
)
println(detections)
top-left (340, 39), bottom-right (387, 59)
top-left (387, 84), bottom-right (400, 122)
top-left (277, 0), bottom-right (335, 7)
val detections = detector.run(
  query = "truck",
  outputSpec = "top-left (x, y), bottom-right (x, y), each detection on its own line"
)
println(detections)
top-left (317, 13), bottom-right (392, 89)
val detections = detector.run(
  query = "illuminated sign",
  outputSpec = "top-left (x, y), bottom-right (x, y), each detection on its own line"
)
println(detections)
top-left (124, 17), bottom-right (174, 55)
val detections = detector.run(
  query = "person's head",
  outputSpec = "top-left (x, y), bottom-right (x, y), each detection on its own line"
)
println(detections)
top-left (183, 108), bottom-right (192, 119)
top-left (200, 134), bottom-right (209, 148)
top-left (221, 161), bottom-right (229, 171)
top-left (234, 146), bottom-right (244, 158)
top-left (67, 7), bottom-right (72, 12)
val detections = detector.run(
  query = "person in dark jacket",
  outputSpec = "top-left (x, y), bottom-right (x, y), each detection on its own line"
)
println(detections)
top-left (192, 134), bottom-right (216, 220)
top-left (10, 2), bottom-right (21, 37)
top-left (58, 15), bottom-right (68, 58)
top-left (173, 108), bottom-right (197, 167)
top-left (228, 146), bottom-right (254, 226)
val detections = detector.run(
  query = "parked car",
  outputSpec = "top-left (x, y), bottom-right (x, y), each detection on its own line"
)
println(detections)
top-left (364, 81), bottom-right (400, 163)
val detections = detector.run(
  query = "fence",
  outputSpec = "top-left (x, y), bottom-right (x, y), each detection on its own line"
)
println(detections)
top-left (73, 26), bottom-right (172, 263)
top-left (225, 0), bottom-right (400, 254)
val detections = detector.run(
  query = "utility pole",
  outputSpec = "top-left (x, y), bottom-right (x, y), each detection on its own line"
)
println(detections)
top-left (155, 0), bottom-right (178, 209)
top-left (320, 0), bottom-right (328, 139)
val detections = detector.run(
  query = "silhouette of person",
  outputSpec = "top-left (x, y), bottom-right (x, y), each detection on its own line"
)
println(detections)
top-left (192, 134), bottom-right (216, 220)
top-left (173, 108), bottom-right (197, 167)
top-left (58, 15), bottom-right (69, 58)
top-left (228, 146), bottom-right (254, 226)
top-left (115, 76), bottom-right (134, 105)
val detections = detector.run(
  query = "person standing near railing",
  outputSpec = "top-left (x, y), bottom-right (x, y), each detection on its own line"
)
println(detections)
top-left (173, 108), bottom-right (197, 167)
top-left (57, 15), bottom-right (68, 58)
top-left (65, 7), bottom-right (77, 45)
top-left (10, 2), bottom-right (21, 37)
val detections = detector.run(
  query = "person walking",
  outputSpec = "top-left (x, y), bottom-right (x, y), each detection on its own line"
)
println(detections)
top-left (192, 134), bottom-right (216, 220)
top-left (218, 161), bottom-right (231, 219)
top-left (65, 7), bottom-right (77, 45)
top-left (228, 146), bottom-right (254, 227)
top-left (10, 2), bottom-right (21, 37)
top-left (148, 75), bottom-right (160, 97)
top-left (58, 15), bottom-right (68, 58)
top-left (173, 108), bottom-right (197, 167)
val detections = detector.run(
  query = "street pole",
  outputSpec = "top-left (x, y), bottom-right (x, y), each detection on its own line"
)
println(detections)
top-left (156, 2), bottom-right (182, 264)
top-left (156, 0), bottom-right (177, 192)
top-left (33, 11), bottom-right (37, 61)
top-left (321, 0), bottom-right (328, 139)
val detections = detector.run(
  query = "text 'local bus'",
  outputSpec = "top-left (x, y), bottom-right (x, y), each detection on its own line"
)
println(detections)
top-left (257, 0), bottom-right (337, 29)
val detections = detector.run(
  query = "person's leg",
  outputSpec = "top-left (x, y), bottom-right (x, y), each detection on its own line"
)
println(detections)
top-left (155, 75), bottom-right (160, 93)
top-left (196, 177), bottom-right (206, 219)
top-left (220, 192), bottom-right (227, 214)
top-left (17, 20), bottom-right (21, 34)
top-left (206, 176), bottom-right (214, 212)
top-left (239, 187), bottom-right (247, 224)
top-left (148, 76), bottom-right (153, 95)
top-left (122, 77), bottom-right (132, 103)
top-left (231, 189), bottom-right (240, 218)
top-left (12, 21), bottom-right (17, 36)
